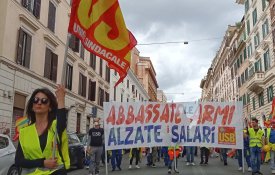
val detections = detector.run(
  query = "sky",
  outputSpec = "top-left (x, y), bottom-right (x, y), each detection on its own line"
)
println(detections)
top-left (119, 0), bottom-right (244, 102)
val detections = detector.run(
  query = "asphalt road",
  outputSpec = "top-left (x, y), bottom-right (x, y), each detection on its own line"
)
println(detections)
top-left (68, 154), bottom-right (271, 175)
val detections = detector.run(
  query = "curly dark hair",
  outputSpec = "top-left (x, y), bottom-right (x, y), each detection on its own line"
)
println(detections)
top-left (26, 88), bottom-right (57, 129)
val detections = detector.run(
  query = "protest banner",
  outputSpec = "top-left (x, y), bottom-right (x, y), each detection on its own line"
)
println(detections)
top-left (104, 101), bottom-right (243, 150)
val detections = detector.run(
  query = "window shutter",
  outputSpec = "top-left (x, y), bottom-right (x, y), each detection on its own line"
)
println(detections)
top-left (33, 0), bottom-right (41, 19)
top-left (89, 80), bottom-right (96, 101)
top-left (75, 38), bottom-right (79, 52)
top-left (78, 73), bottom-right (82, 95)
top-left (105, 92), bottom-right (109, 102)
top-left (16, 28), bottom-right (24, 65)
top-left (83, 76), bottom-right (87, 97)
top-left (24, 33), bottom-right (32, 68)
top-left (21, 0), bottom-right (28, 7)
top-left (51, 53), bottom-right (58, 82)
top-left (48, 1), bottom-right (56, 32)
top-left (44, 48), bottom-right (52, 79)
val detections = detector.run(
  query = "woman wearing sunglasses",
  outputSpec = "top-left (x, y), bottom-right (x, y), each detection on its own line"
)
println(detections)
top-left (15, 85), bottom-right (70, 175)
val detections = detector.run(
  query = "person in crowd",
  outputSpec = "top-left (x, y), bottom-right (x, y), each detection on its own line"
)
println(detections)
top-left (111, 149), bottom-right (122, 171)
top-left (167, 146), bottom-right (180, 174)
top-left (129, 148), bottom-right (141, 169)
top-left (245, 118), bottom-right (265, 175)
top-left (87, 122), bottom-right (104, 175)
top-left (161, 146), bottom-right (169, 166)
top-left (15, 85), bottom-right (70, 175)
top-left (200, 146), bottom-right (209, 165)
top-left (237, 130), bottom-right (252, 172)
top-left (151, 147), bottom-right (158, 167)
top-left (186, 146), bottom-right (196, 166)
top-left (3, 128), bottom-right (10, 136)
top-left (266, 119), bottom-right (275, 174)
top-left (220, 148), bottom-right (228, 166)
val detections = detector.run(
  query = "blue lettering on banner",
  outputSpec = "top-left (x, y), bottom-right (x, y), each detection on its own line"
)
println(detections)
top-left (180, 125), bottom-right (186, 142)
top-left (193, 126), bottom-right (201, 142)
top-left (117, 127), bottom-right (124, 145)
top-left (125, 127), bottom-right (134, 145)
top-left (108, 128), bottom-right (117, 146)
top-left (154, 125), bottom-right (163, 143)
top-left (144, 125), bottom-right (154, 143)
top-left (172, 125), bottom-right (179, 143)
top-left (134, 126), bottom-right (144, 144)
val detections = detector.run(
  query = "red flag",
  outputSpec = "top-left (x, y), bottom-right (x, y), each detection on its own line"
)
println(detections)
top-left (68, 0), bottom-right (137, 86)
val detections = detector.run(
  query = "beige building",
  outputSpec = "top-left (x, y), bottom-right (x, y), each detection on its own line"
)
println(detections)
top-left (0, 0), bottom-right (150, 136)
top-left (157, 90), bottom-right (167, 102)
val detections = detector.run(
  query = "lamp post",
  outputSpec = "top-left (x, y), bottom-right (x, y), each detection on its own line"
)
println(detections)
top-left (164, 92), bottom-right (184, 172)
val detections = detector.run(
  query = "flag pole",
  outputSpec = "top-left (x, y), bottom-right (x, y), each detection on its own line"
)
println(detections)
top-left (52, 33), bottom-right (71, 158)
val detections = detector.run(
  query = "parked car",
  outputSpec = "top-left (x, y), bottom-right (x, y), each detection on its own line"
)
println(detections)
top-left (0, 134), bottom-right (19, 175)
top-left (68, 132), bottom-right (85, 169)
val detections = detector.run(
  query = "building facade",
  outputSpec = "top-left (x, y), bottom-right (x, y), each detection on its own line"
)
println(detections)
top-left (157, 90), bottom-right (167, 102)
top-left (0, 0), bottom-right (151, 136)
top-left (201, 0), bottom-right (275, 126)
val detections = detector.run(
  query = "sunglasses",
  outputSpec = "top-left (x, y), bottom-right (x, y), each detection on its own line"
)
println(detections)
top-left (33, 97), bottom-right (49, 105)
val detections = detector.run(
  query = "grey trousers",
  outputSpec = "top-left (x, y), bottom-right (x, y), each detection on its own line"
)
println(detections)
top-left (89, 146), bottom-right (103, 174)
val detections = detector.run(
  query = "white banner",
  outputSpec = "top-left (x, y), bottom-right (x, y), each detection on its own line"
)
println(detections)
top-left (104, 102), bottom-right (243, 150)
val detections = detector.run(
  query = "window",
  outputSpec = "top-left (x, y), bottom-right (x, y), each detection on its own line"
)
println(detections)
top-left (80, 43), bottom-right (85, 59)
top-left (247, 43), bottom-right (252, 57)
top-left (255, 59), bottom-right (262, 72)
top-left (121, 94), bottom-right (123, 102)
top-left (105, 66), bottom-right (110, 82)
top-left (254, 33), bottom-right (260, 49)
top-left (127, 80), bottom-right (129, 88)
top-left (76, 113), bottom-right (81, 134)
top-left (243, 94), bottom-right (247, 106)
top-left (245, 68), bottom-right (248, 81)
top-left (267, 85), bottom-right (274, 103)
top-left (88, 80), bottom-right (96, 101)
top-left (98, 87), bottom-right (104, 106)
top-left (78, 73), bottom-right (87, 97)
top-left (245, 0), bottom-right (249, 13)
top-left (247, 20), bottom-right (250, 35)
top-left (69, 35), bottom-right (79, 52)
top-left (262, 19), bottom-right (269, 38)
top-left (243, 47), bottom-right (247, 60)
top-left (21, 0), bottom-right (41, 18)
top-left (263, 49), bottom-right (271, 71)
top-left (99, 59), bottom-right (103, 76)
top-left (17, 28), bottom-right (32, 68)
top-left (241, 73), bottom-right (245, 85)
top-left (252, 8), bottom-right (257, 26)
top-left (262, 0), bottom-right (267, 11)
top-left (47, 1), bottom-right (56, 32)
top-left (253, 97), bottom-right (256, 110)
top-left (247, 93), bottom-right (250, 104)
top-left (90, 53), bottom-right (96, 69)
top-left (65, 63), bottom-right (73, 90)
top-left (0, 136), bottom-right (9, 149)
top-left (258, 92), bottom-right (264, 107)
top-left (44, 48), bottom-right (58, 82)
top-left (86, 117), bottom-right (90, 133)
top-left (105, 91), bottom-right (109, 102)
top-left (114, 86), bottom-right (116, 101)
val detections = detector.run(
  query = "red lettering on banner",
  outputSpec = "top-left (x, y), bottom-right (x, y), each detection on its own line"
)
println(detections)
top-left (116, 106), bottom-right (125, 125)
top-left (175, 104), bottom-right (183, 124)
top-left (160, 104), bottom-right (169, 123)
top-left (195, 104), bottom-right (203, 124)
top-left (125, 105), bottom-right (134, 125)
top-left (135, 105), bottom-right (144, 124)
top-left (152, 104), bottom-right (160, 123)
top-left (214, 105), bottom-right (229, 125)
top-left (106, 106), bottom-right (116, 125)
top-left (228, 105), bottom-right (235, 125)
top-left (170, 103), bottom-right (176, 123)
top-left (145, 104), bottom-right (153, 123)
top-left (201, 105), bottom-right (215, 124)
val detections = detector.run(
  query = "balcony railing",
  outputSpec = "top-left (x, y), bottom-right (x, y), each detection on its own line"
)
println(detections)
top-left (247, 72), bottom-right (265, 93)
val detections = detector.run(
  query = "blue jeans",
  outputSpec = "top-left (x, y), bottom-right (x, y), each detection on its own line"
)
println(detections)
top-left (237, 149), bottom-right (251, 167)
top-left (186, 146), bottom-right (195, 163)
top-left (250, 147), bottom-right (261, 173)
top-left (111, 149), bottom-right (122, 169)
top-left (221, 148), bottom-right (228, 163)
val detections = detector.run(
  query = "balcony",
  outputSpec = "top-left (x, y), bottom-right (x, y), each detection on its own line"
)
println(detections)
top-left (247, 72), bottom-right (265, 93)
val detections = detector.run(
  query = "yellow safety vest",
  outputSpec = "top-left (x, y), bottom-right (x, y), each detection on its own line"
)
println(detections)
top-left (19, 120), bottom-right (70, 175)
top-left (248, 128), bottom-right (264, 147)
top-left (267, 128), bottom-right (275, 151)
